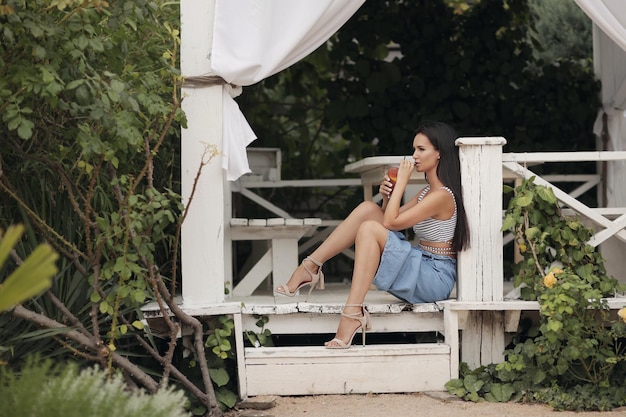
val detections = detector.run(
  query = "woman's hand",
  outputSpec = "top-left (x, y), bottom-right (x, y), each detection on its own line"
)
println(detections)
top-left (379, 175), bottom-right (394, 198)
top-left (396, 159), bottom-right (414, 186)
top-left (379, 159), bottom-right (414, 199)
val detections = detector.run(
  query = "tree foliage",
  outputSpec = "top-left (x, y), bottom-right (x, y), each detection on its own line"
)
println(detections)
top-left (527, 0), bottom-right (593, 67)
top-left (0, 1), bottom-right (226, 415)
top-left (241, 0), bottom-right (599, 168)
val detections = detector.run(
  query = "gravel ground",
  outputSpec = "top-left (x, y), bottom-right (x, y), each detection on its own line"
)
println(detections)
top-left (227, 392), bottom-right (626, 417)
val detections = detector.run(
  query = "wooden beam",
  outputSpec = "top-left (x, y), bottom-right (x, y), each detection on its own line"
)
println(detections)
top-left (180, 0), bottom-right (227, 305)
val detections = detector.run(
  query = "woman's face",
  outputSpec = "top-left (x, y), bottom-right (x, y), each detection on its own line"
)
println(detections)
top-left (412, 133), bottom-right (440, 173)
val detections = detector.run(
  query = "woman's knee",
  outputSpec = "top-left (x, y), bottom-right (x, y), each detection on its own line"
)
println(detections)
top-left (353, 201), bottom-right (383, 220)
top-left (356, 220), bottom-right (388, 248)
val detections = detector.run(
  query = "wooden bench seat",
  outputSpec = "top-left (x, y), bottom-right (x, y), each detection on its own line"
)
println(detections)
top-left (230, 218), bottom-right (321, 296)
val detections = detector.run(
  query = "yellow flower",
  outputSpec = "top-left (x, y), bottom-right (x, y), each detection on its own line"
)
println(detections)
top-left (543, 272), bottom-right (557, 288)
top-left (518, 243), bottom-right (527, 253)
top-left (552, 268), bottom-right (564, 275)
top-left (618, 308), bottom-right (626, 324)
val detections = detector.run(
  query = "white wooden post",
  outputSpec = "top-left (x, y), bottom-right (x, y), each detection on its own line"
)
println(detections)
top-left (456, 137), bottom-right (507, 368)
top-left (180, 0), bottom-right (229, 306)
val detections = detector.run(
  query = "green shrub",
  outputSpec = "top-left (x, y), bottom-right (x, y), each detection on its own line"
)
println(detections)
top-left (446, 178), bottom-right (626, 411)
top-left (0, 359), bottom-right (190, 417)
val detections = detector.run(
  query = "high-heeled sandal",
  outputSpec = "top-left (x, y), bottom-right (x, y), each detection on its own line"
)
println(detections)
top-left (274, 256), bottom-right (325, 299)
top-left (325, 304), bottom-right (371, 349)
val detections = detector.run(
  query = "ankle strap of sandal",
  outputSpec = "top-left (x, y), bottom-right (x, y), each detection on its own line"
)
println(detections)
top-left (304, 256), bottom-right (323, 267)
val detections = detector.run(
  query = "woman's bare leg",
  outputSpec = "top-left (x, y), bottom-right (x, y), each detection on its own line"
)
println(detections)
top-left (276, 201), bottom-right (384, 293)
top-left (325, 220), bottom-right (388, 347)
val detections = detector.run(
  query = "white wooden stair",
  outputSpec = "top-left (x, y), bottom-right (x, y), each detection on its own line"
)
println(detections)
top-left (233, 295), bottom-right (455, 397)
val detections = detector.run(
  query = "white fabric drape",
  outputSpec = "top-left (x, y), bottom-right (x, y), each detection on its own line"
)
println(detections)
top-left (210, 0), bottom-right (365, 180)
top-left (574, 0), bottom-right (626, 206)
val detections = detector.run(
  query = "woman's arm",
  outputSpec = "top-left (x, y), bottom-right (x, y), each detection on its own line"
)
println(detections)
top-left (384, 190), bottom-right (453, 230)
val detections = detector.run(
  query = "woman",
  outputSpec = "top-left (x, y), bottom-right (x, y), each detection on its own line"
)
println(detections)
top-left (274, 121), bottom-right (470, 349)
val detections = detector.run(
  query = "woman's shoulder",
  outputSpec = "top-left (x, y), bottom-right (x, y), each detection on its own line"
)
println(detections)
top-left (437, 186), bottom-right (456, 199)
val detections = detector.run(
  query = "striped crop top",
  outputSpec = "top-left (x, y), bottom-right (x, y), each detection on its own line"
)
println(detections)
top-left (412, 186), bottom-right (457, 243)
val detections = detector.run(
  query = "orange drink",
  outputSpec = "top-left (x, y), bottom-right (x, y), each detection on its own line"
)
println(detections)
top-left (388, 166), bottom-right (399, 196)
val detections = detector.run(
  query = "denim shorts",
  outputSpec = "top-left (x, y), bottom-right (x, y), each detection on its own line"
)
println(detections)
top-left (372, 231), bottom-right (456, 304)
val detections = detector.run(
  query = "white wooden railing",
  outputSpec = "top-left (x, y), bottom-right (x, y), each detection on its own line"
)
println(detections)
top-left (455, 138), bottom-right (626, 368)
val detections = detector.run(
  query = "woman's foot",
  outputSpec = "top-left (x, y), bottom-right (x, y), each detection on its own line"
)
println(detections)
top-left (274, 256), bottom-right (324, 297)
top-left (325, 304), bottom-right (371, 349)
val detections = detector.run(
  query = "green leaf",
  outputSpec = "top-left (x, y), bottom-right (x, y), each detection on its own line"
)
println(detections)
top-left (445, 379), bottom-right (467, 397)
top-left (463, 374), bottom-right (484, 393)
top-left (132, 320), bottom-right (145, 330)
top-left (0, 225), bottom-right (24, 267)
top-left (209, 368), bottom-right (230, 387)
top-left (532, 369), bottom-right (546, 385)
top-left (99, 300), bottom-right (109, 314)
top-left (17, 119), bottom-right (34, 140)
top-left (491, 383), bottom-right (516, 402)
top-left (215, 387), bottom-right (238, 408)
top-left (537, 186), bottom-right (557, 204)
top-left (0, 228), bottom-right (58, 312)
top-left (516, 193), bottom-right (534, 207)
top-left (501, 215), bottom-right (516, 232)
top-left (66, 79), bottom-right (85, 90)
top-left (525, 226), bottom-right (540, 240)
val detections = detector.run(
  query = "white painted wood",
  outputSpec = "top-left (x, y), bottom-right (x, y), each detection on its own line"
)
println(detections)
top-left (442, 300), bottom-right (541, 310)
top-left (503, 161), bottom-right (626, 243)
top-left (444, 308), bottom-right (460, 379)
top-left (502, 151), bottom-right (626, 163)
top-left (239, 188), bottom-right (292, 218)
top-left (562, 207), bottom-right (626, 218)
top-left (244, 344), bottom-right (451, 395)
top-left (232, 249), bottom-right (272, 297)
top-left (461, 311), bottom-right (505, 368)
top-left (230, 221), bottom-right (320, 295)
top-left (505, 310), bottom-right (522, 332)
top-left (244, 148), bottom-right (281, 181)
top-left (241, 311), bottom-right (445, 335)
top-left (230, 218), bottom-right (248, 226)
top-left (588, 213), bottom-right (626, 246)
top-left (456, 137), bottom-right (507, 369)
top-left (180, 0), bottom-right (226, 306)
top-left (233, 313), bottom-right (247, 399)
top-left (271, 238), bottom-right (299, 289)
top-left (456, 137), bottom-right (507, 302)
top-left (230, 224), bottom-right (316, 240)
top-left (239, 178), bottom-right (362, 188)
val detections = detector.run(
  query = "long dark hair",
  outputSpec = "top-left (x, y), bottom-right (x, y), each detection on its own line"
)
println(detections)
top-left (416, 121), bottom-right (469, 252)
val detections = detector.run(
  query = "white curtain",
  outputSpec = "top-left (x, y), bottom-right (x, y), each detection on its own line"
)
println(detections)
top-left (209, 0), bottom-right (365, 180)
top-left (574, 0), bottom-right (626, 205)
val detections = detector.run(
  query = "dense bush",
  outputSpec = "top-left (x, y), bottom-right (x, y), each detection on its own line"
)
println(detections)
top-left (446, 178), bottom-right (626, 411)
top-left (0, 359), bottom-right (190, 417)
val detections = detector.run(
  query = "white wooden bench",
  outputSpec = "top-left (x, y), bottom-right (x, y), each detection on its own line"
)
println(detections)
top-left (140, 293), bottom-right (625, 398)
top-left (230, 217), bottom-right (321, 296)
top-left (234, 299), bottom-right (452, 397)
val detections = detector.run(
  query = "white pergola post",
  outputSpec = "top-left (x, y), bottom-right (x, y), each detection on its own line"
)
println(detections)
top-left (456, 137), bottom-right (507, 368)
top-left (180, 0), bottom-right (230, 306)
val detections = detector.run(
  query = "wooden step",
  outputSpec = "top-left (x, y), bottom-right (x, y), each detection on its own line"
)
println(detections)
top-left (243, 344), bottom-right (451, 396)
